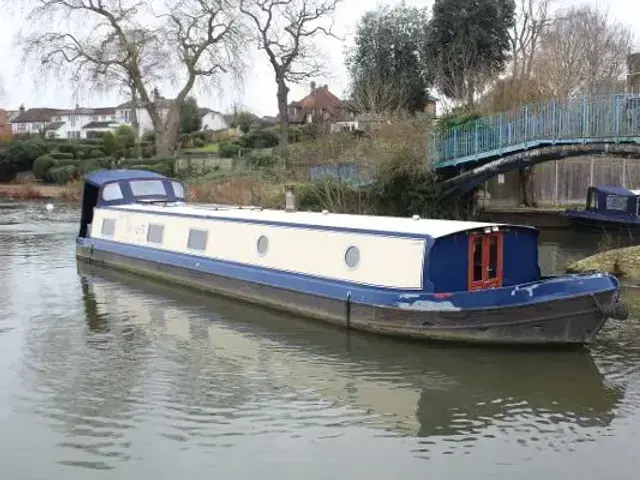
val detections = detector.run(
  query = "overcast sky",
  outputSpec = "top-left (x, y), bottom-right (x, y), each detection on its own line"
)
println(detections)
top-left (0, 0), bottom-right (637, 117)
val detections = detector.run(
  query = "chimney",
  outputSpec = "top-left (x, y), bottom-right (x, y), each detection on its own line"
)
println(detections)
top-left (323, 84), bottom-right (328, 90)
top-left (19, 104), bottom-right (25, 113)
top-left (310, 81), bottom-right (316, 93)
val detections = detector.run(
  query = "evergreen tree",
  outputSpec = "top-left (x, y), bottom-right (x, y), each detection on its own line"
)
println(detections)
top-left (347, 4), bottom-right (433, 114)
top-left (427, 0), bottom-right (516, 104)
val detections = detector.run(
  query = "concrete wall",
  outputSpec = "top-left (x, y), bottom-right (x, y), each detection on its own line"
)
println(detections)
top-left (483, 155), bottom-right (640, 206)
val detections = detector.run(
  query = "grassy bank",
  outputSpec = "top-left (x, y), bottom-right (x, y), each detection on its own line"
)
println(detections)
top-left (567, 243), bottom-right (640, 283)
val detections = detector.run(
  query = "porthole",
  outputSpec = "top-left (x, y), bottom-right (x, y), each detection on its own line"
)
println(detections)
top-left (344, 245), bottom-right (360, 269)
top-left (256, 235), bottom-right (269, 256)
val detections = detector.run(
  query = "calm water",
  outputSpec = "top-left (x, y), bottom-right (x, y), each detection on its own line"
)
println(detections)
top-left (2, 202), bottom-right (640, 479)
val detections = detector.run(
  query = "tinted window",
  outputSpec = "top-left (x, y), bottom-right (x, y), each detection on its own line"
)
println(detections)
top-left (130, 180), bottom-right (166, 197)
top-left (101, 218), bottom-right (116, 237)
top-left (171, 181), bottom-right (185, 199)
top-left (102, 183), bottom-right (123, 201)
top-left (487, 235), bottom-right (498, 279)
top-left (187, 229), bottom-right (208, 251)
top-left (147, 224), bottom-right (164, 244)
top-left (606, 195), bottom-right (627, 211)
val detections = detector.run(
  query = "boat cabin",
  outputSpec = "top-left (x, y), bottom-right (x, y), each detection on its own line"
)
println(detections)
top-left (584, 185), bottom-right (639, 217)
top-left (79, 169), bottom-right (186, 238)
top-left (80, 170), bottom-right (541, 294)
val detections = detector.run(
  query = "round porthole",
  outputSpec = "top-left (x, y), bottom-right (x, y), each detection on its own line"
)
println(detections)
top-left (257, 235), bottom-right (269, 256)
top-left (344, 245), bottom-right (360, 269)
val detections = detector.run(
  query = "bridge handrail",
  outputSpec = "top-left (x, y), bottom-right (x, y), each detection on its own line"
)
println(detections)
top-left (430, 92), bottom-right (640, 168)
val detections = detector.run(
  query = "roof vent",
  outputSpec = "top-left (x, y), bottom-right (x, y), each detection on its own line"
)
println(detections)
top-left (322, 209), bottom-right (329, 214)
top-left (412, 215), bottom-right (420, 220)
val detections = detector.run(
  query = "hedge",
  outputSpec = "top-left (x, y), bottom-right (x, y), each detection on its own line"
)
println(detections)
top-left (48, 165), bottom-right (78, 184)
top-left (33, 155), bottom-right (57, 180)
top-left (48, 152), bottom-right (75, 160)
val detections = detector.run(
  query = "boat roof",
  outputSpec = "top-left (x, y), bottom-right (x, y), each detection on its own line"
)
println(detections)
top-left (110, 203), bottom-right (537, 239)
top-left (593, 185), bottom-right (635, 196)
top-left (86, 169), bottom-right (168, 187)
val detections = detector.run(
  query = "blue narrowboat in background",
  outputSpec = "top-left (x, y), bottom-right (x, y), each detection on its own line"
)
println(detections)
top-left (75, 170), bottom-right (629, 347)
top-left (564, 185), bottom-right (640, 232)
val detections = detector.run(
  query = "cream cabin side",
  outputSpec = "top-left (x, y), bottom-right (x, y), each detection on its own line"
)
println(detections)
top-left (89, 207), bottom-right (428, 290)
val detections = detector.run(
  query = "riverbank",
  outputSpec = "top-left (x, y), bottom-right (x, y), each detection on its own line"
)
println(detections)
top-left (567, 244), bottom-right (640, 284)
top-left (0, 182), bottom-right (80, 202)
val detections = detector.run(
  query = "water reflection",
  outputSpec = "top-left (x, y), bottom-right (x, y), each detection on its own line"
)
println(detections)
top-left (71, 263), bottom-right (624, 451)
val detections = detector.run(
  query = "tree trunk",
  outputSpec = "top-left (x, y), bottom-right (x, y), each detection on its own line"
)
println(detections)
top-left (276, 78), bottom-right (290, 147)
top-left (156, 104), bottom-right (180, 158)
top-left (518, 166), bottom-right (538, 207)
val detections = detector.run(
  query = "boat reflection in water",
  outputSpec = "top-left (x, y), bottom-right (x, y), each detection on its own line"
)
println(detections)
top-left (77, 262), bottom-right (623, 447)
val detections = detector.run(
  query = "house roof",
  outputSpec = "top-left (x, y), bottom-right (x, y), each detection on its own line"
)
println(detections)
top-left (117, 98), bottom-right (174, 109)
top-left (197, 107), bottom-right (223, 118)
top-left (44, 121), bottom-right (66, 131)
top-left (82, 121), bottom-right (117, 129)
top-left (290, 85), bottom-right (343, 111)
top-left (12, 108), bottom-right (63, 123)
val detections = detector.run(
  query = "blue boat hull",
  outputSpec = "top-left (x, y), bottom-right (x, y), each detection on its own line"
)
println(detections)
top-left (75, 237), bottom-right (627, 346)
top-left (564, 209), bottom-right (640, 233)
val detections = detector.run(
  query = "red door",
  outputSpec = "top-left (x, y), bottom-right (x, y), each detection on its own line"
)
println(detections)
top-left (468, 232), bottom-right (504, 291)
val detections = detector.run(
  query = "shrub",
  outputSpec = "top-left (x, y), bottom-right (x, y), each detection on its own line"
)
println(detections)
top-left (93, 157), bottom-right (115, 169)
top-left (56, 158), bottom-right (82, 167)
top-left (80, 158), bottom-right (105, 174)
top-left (48, 152), bottom-right (75, 160)
top-left (86, 149), bottom-right (106, 159)
top-left (101, 131), bottom-right (118, 156)
top-left (142, 146), bottom-right (155, 158)
top-left (5, 141), bottom-right (47, 173)
top-left (47, 165), bottom-right (78, 185)
top-left (218, 141), bottom-right (244, 158)
top-left (193, 138), bottom-right (205, 148)
top-left (245, 150), bottom-right (280, 170)
top-left (33, 154), bottom-right (57, 180)
top-left (237, 129), bottom-right (280, 149)
top-left (114, 124), bottom-right (136, 149)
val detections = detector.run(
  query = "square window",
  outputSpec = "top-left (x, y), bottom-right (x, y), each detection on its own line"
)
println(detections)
top-left (147, 224), bottom-right (164, 244)
top-left (187, 229), bottom-right (208, 251)
top-left (101, 218), bottom-right (116, 237)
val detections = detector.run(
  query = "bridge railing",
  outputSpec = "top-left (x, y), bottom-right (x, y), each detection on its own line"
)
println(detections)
top-left (430, 93), bottom-right (640, 169)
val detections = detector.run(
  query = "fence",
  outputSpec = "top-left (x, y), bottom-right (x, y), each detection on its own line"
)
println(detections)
top-left (430, 93), bottom-right (640, 168)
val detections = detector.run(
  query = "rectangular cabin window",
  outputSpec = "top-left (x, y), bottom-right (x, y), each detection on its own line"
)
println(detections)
top-left (102, 183), bottom-right (124, 202)
top-left (187, 229), bottom-right (208, 251)
top-left (147, 224), bottom-right (164, 244)
top-left (588, 190), bottom-right (599, 210)
top-left (130, 180), bottom-right (166, 197)
top-left (171, 181), bottom-right (185, 199)
top-left (101, 218), bottom-right (116, 237)
top-left (487, 235), bottom-right (498, 279)
top-left (605, 195), bottom-right (627, 212)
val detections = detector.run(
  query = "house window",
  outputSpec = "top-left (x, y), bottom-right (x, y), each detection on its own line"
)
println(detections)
top-left (147, 224), bottom-right (164, 244)
top-left (101, 218), bottom-right (116, 237)
top-left (187, 229), bottom-right (208, 251)
top-left (102, 183), bottom-right (124, 201)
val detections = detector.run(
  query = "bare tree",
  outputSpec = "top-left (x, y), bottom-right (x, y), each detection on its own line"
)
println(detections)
top-left (508, 0), bottom-right (554, 81)
top-left (239, 0), bottom-right (341, 145)
top-left (348, 74), bottom-right (411, 118)
top-left (533, 5), bottom-right (634, 98)
top-left (14, 0), bottom-right (246, 156)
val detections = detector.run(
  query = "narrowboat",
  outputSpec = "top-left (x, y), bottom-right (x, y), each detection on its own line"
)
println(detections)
top-left (75, 170), bottom-right (629, 346)
top-left (564, 185), bottom-right (640, 232)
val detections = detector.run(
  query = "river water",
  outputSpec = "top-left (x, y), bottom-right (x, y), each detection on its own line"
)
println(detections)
top-left (1, 202), bottom-right (640, 479)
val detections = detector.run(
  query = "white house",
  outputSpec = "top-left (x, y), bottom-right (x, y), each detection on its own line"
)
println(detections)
top-left (199, 108), bottom-right (228, 131)
top-left (12, 105), bottom-right (119, 139)
top-left (115, 96), bottom-right (172, 139)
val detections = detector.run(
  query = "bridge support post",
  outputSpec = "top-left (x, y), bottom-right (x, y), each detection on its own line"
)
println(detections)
top-left (622, 157), bottom-right (627, 188)
top-left (554, 160), bottom-right (559, 205)
top-left (583, 96), bottom-right (589, 141)
top-left (590, 157), bottom-right (595, 186)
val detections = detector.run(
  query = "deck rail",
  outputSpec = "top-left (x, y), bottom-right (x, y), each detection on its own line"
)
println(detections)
top-left (430, 93), bottom-right (640, 169)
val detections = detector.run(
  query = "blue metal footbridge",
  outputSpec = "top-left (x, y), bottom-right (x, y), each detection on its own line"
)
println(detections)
top-left (430, 93), bottom-right (640, 196)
